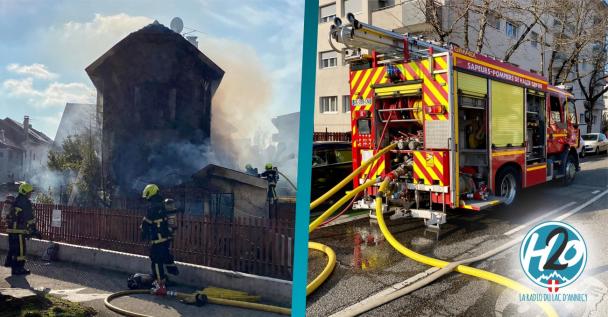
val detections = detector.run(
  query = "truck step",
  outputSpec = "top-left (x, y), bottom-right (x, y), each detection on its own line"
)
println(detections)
top-left (459, 195), bottom-right (503, 211)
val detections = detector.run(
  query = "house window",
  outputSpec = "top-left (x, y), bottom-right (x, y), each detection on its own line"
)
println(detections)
top-left (506, 21), bottom-right (518, 38)
top-left (320, 96), bottom-right (338, 113)
top-left (319, 51), bottom-right (338, 69)
top-left (343, 0), bottom-right (362, 15)
top-left (342, 95), bottom-right (351, 112)
top-left (320, 3), bottom-right (336, 23)
top-left (488, 11), bottom-right (500, 29)
top-left (530, 31), bottom-right (539, 48)
top-left (208, 193), bottom-right (234, 218)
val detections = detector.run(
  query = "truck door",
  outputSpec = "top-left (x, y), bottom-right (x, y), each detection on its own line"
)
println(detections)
top-left (547, 94), bottom-right (567, 154)
top-left (565, 99), bottom-right (579, 148)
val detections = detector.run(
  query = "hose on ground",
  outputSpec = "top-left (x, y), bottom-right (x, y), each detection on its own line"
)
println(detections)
top-left (371, 174), bottom-right (557, 317)
top-left (306, 143), bottom-right (396, 296)
top-left (104, 289), bottom-right (291, 316)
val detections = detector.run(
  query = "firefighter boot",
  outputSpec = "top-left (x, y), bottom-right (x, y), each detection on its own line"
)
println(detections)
top-left (151, 280), bottom-right (167, 296)
top-left (11, 266), bottom-right (31, 276)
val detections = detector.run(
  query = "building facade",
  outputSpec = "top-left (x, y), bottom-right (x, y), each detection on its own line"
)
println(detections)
top-left (86, 21), bottom-right (224, 196)
top-left (0, 116), bottom-right (52, 184)
top-left (314, 0), bottom-right (607, 134)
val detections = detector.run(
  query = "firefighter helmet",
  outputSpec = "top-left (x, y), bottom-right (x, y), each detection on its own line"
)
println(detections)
top-left (142, 184), bottom-right (159, 199)
top-left (18, 182), bottom-right (33, 195)
top-left (265, 163), bottom-right (273, 170)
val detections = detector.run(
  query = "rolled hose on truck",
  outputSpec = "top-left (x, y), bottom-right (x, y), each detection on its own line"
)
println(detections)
top-left (104, 288), bottom-right (292, 316)
top-left (307, 143), bottom-right (557, 317)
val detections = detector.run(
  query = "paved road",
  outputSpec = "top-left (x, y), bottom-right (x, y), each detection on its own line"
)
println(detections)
top-left (307, 154), bottom-right (608, 316)
top-left (0, 253), bottom-right (284, 316)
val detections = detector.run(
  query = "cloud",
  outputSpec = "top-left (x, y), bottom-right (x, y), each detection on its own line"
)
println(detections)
top-left (2, 77), bottom-right (95, 108)
top-left (7, 63), bottom-right (58, 79)
top-left (38, 13), bottom-right (153, 73)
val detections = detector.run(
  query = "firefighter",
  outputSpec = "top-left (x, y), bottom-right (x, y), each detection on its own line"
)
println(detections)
top-left (245, 164), bottom-right (259, 176)
top-left (140, 184), bottom-right (179, 296)
top-left (4, 182), bottom-right (37, 275)
top-left (260, 163), bottom-right (279, 203)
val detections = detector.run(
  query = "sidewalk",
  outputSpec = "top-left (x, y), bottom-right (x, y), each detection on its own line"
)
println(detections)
top-left (0, 251), bottom-right (283, 317)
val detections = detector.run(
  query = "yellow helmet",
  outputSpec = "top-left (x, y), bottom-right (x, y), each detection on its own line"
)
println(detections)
top-left (142, 184), bottom-right (159, 199)
top-left (18, 182), bottom-right (34, 195)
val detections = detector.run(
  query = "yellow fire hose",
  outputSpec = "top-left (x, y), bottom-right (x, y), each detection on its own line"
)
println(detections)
top-left (307, 144), bottom-right (396, 295)
top-left (307, 143), bottom-right (556, 317)
top-left (374, 173), bottom-right (557, 317)
top-left (104, 289), bottom-right (291, 316)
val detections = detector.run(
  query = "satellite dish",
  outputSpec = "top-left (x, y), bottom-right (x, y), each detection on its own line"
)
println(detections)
top-left (170, 17), bottom-right (184, 34)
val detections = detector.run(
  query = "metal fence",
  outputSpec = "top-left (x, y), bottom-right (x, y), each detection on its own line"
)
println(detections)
top-left (313, 131), bottom-right (351, 142)
top-left (0, 203), bottom-right (294, 280)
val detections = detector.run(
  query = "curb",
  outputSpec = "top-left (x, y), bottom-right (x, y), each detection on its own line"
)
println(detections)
top-left (0, 233), bottom-right (292, 306)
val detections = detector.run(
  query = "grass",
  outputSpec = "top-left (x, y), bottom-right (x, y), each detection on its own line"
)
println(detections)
top-left (0, 293), bottom-right (97, 317)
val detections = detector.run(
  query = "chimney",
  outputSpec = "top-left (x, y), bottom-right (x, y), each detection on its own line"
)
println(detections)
top-left (23, 115), bottom-right (29, 142)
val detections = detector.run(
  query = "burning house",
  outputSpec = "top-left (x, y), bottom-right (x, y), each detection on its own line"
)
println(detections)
top-left (85, 20), bottom-right (224, 198)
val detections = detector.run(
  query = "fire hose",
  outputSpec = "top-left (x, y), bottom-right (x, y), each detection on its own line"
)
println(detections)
top-left (307, 143), bottom-right (396, 295)
top-left (307, 144), bottom-right (557, 317)
top-left (104, 288), bottom-right (291, 316)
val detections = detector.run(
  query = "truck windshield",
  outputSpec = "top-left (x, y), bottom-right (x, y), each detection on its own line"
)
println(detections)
top-left (582, 134), bottom-right (598, 141)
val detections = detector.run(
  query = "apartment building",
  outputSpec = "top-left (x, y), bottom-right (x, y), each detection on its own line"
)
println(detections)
top-left (314, 0), bottom-right (606, 133)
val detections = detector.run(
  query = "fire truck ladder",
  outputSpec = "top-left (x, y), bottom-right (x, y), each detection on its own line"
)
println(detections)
top-left (329, 13), bottom-right (448, 64)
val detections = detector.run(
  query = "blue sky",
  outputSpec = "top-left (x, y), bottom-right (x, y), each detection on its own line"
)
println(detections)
top-left (0, 0), bottom-right (304, 139)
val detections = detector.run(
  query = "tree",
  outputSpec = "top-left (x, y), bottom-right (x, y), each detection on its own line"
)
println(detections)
top-left (47, 131), bottom-right (103, 206)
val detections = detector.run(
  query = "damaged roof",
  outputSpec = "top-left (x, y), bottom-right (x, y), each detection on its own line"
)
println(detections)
top-left (85, 20), bottom-right (223, 81)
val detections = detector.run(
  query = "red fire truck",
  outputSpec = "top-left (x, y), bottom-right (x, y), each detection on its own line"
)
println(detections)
top-left (329, 14), bottom-right (580, 228)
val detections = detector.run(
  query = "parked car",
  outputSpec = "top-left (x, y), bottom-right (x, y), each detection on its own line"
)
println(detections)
top-left (311, 141), bottom-right (353, 214)
top-left (582, 133), bottom-right (608, 155)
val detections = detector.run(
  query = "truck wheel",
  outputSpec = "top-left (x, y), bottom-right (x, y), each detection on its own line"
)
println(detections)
top-left (595, 147), bottom-right (599, 155)
top-left (496, 167), bottom-right (519, 205)
top-left (561, 153), bottom-right (576, 185)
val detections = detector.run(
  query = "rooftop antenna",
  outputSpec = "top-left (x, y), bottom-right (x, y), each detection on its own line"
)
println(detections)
top-left (170, 17), bottom-right (184, 34)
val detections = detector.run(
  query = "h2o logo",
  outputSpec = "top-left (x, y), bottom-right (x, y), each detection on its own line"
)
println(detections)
top-left (520, 221), bottom-right (587, 291)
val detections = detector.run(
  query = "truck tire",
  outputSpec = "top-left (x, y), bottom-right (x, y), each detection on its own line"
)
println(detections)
top-left (496, 167), bottom-right (519, 205)
top-left (561, 153), bottom-right (576, 185)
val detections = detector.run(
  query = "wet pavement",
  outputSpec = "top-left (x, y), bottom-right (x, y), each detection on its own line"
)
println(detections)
top-left (307, 154), bottom-right (608, 316)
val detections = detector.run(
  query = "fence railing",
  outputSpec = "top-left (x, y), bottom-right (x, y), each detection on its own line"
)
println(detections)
top-left (313, 131), bottom-right (352, 142)
top-left (0, 203), bottom-right (294, 280)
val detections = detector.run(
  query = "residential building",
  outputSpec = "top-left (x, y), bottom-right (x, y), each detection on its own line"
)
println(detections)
top-left (53, 103), bottom-right (98, 148)
top-left (85, 20), bottom-right (224, 197)
top-left (0, 116), bottom-right (52, 184)
top-left (315, 0), bottom-right (607, 133)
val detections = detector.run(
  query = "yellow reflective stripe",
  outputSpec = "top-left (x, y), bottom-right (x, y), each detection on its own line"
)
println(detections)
top-left (6, 229), bottom-right (27, 234)
top-left (527, 165), bottom-right (546, 172)
top-left (142, 217), bottom-right (152, 224)
top-left (491, 150), bottom-right (525, 157)
top-left (16, 256), bottom-right (27, 261)
top-left (26, 219), bottom-right (36, 225)
top-left (15, 207), bottom-right (22, 214)
top-left (152, 237), bottom-right (169, 244)
top-left (155, 263), bottom-right (161, 280)
top-left (19, 235), bottom-right (24, 257)
top-left (552, 133), bottom-right (567, 137)
top-left (351, 71), bottom-right (362, 90)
